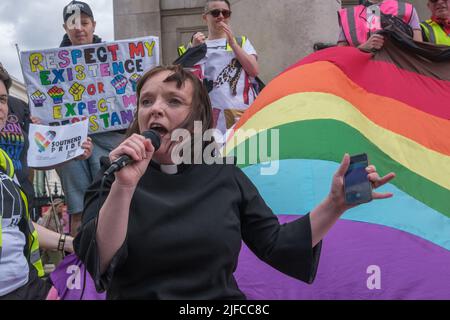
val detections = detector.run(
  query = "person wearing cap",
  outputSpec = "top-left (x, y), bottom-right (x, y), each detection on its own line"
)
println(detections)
top-left (421, 0), bottom-right (450, 46)
top-left (56, 1), bottom-right (126, 237)
top-left (0, 66), bottom-right (75, 299)
top-left (61, 0), bottom-right (100, 46)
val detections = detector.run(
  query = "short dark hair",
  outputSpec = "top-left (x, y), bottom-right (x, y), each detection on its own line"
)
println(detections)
top-left (204, 0), bottom-right (231, 12)
top-left (127, 65), bottom-right (214, 142)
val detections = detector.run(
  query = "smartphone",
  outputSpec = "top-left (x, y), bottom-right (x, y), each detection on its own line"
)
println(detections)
top-left (344, 153), bottom-right (372, 205)
top-left (366, 4), bottom-right (381, 35)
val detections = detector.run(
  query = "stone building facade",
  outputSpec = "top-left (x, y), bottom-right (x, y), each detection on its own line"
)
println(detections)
top-left (113, 0), bottom-right (429, 82)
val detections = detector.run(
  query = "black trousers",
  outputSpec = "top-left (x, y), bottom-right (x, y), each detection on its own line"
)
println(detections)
top-left (0, 266), bottom-right (51, 300)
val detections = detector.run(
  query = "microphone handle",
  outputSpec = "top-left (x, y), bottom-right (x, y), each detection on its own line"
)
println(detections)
top-left (113, 154), bottom-right (134, 169)
top-left (103, 130), bottom-right (161, 177)
top-left (103, 155), bottom-right (133, 176)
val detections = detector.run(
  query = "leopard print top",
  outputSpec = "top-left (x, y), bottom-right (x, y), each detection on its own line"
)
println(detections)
top-left (213, 58), bottom-right (243, 96)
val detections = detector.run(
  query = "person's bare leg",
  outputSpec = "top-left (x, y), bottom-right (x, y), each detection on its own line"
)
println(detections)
top-left (70, 213), bottom-right (82, 237)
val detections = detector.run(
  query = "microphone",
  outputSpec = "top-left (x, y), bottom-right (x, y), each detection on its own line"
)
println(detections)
top-left (103, 130), bottom-right (161, 176)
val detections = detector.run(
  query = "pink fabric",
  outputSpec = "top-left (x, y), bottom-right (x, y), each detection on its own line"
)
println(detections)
top-left (403, 2), bottom-right (414, 24)
top-left (355, 6), bottom-right (369, 45)
top-left (338, 9), bottom-right (353, 46)
top-left (338, 1), bottom-right (417, 46)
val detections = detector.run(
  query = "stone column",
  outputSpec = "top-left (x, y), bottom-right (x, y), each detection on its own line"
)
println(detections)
top-left (113, 0), bottom-right (162, 60)
top-left (229, 0), bottom-right (340, 82)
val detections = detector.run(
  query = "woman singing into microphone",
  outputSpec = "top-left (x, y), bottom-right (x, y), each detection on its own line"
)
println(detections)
top-left (74, 65), bottom-right (395, 300)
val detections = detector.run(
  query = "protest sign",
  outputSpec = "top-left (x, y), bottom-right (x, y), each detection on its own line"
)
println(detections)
top-left (20, 36), bottom-right (159, 134)
top-left (27, 119), bottom-right (88, 168)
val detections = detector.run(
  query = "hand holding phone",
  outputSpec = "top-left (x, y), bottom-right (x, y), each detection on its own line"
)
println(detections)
top-left (344, 153), bottom-right (373, 205)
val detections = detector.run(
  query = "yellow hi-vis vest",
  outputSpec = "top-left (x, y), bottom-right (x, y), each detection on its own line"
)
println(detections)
top-left (0, 149), bottom-right (44, 277)
top-left (421, 19), bottom-right (450, 46)
top-left (177, 36), bottom-right (247, 56)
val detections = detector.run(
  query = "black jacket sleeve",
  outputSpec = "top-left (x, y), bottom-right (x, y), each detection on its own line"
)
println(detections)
top-left (234, 167), bottom-right (321, 284)
top-left (73, 157), bottom-right (128, 292)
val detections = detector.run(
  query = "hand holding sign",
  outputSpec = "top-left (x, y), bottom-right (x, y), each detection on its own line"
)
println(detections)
top-left (27, 120), bottom-right (89, 168)
top-left (76, 137), bottom-right (93, 160)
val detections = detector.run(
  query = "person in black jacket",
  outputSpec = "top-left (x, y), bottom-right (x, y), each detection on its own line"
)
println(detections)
top-left (74, 65), bottom-right (396, 300)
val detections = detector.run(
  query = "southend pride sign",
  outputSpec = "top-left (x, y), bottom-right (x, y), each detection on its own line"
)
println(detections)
top-left (20, 37), bottom-right (159, 134)
top-left (27, 120), bottom-right (88, 168)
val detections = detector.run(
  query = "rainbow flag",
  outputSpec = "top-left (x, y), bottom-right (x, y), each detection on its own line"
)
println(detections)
top-left (227, 38), bottom-right (450, 299)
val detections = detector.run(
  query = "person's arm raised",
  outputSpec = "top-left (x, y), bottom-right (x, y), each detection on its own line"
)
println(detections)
top-left (191, 32), bottom-right (207, 47)
top-left (309, 154), bottom-right (395, 247)
top-left (96, 134), bottom-right (155, 274)
top-left (221, 22), bottom-right (259, 77)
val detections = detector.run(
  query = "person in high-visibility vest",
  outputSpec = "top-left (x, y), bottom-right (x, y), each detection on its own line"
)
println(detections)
top-left (177, 0), bottom-right (260, 137)
top-left (0, 64), bottom-right (75, 300)
top-left (337, 0), bottom-right (423, 52)
top-left (421, 0), bottom-right (450, 46)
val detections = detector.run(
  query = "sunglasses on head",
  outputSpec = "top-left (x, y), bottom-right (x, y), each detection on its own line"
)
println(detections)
top-left (430, 0), bottom-right (448, 3)
top-left (207, 9), bottom-right (232, 18)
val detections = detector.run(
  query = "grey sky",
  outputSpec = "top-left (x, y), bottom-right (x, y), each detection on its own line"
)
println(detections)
top-left (0, 0), bottom-right (114, 82)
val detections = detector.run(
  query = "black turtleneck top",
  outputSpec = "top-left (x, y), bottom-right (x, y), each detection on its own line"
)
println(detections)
top-left (74, 160), bottom-right (321, 300)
